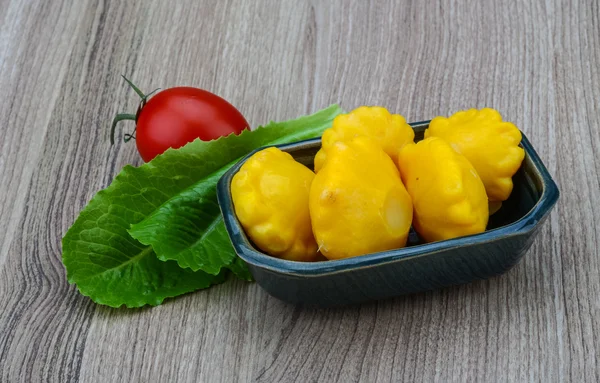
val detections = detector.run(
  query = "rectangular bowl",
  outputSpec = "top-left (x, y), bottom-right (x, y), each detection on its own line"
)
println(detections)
top-left (217, 121), bottom-right (560, 307)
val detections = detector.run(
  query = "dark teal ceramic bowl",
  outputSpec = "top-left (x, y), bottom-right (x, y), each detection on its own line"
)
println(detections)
top-left (217, 121), bottom-right (559, 307)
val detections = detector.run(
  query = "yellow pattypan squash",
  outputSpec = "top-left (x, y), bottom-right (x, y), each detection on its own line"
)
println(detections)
top-left (398, 137), bottom-right (489, 242)
top-left (314, 106), bottom-right (414, 172)
top-left (231, 147), bottom-right (318, 261)
top-left (425, 108), bottom-right (525, 202)
top-left (310, 137), bottom-right (413, 260)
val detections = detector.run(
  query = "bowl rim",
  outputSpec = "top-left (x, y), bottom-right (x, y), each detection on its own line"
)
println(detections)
top-left (217, 120), bottom-right (560, 277)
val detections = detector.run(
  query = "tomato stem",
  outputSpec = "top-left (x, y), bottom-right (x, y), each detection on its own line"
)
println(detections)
top-left (110, 75), bottom-right (161, 145)
top-left (110, 113), bottom-right (136, 145)
top-left (124, 130), bottom-right (136, 142)
top-left (121, 75), bottom-right (146, 99)
top-left (145, 88), bottom-right (161, 98)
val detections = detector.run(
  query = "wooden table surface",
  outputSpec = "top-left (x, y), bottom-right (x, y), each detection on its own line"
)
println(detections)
top-left (1, 0), bottom-right (598, 382)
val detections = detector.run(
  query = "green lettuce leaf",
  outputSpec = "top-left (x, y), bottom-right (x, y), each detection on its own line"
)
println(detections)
top-left (62, 105), bottom-right (342, 307)
top-left (61, 165), bottom-right (227, 308)
top-left (128, 104), bottom-right (343, 273)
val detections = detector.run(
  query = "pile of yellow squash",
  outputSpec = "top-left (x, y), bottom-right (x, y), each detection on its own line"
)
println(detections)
top-left (231, 106), bottom-right (525, 261)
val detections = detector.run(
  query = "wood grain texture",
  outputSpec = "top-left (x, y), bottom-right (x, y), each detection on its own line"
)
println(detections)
top-left (0, 0), bottom-right (598, 381)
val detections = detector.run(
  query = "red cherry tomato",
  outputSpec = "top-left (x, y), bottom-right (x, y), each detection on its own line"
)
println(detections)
top-left (112, 78), bottom-right (249, 162)
top-left (135, 87), bottom-right (248, 161)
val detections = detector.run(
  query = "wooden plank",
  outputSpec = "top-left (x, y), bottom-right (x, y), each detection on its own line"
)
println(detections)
top-left (0, 0), bottom-right (598, 382)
